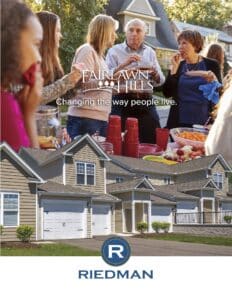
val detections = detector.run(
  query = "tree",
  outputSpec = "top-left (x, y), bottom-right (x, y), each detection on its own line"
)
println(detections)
top-left (159, 0), bottom-right (232, 30)
top-left (26, 0), bottom-right (108, 72)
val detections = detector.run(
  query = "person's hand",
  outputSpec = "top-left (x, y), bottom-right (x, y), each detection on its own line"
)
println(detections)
top-left (17, 65), bottom-right (44, 115)
top-left (150, 68), bottom-right (160, 83)
top-left (202, 71), bottom-right (217, 82)
top-left (69, 63), bottom-right (85, 84)
top-left (186, 70), bottom-right (217, 82)
top-left (170, 53), bottom-right (181, 74)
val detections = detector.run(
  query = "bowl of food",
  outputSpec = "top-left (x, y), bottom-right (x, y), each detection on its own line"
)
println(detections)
top-left (170, 127), bottom-right (208, 149)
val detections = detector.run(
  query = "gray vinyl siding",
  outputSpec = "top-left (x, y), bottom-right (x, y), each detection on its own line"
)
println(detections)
top-left (65, 143), bottom-right (105, 193)
top-left (210, 161), bottom-right (228, 193)
top-left (0, 152), bottom-right (37, 241)
top-left (129, 0), bottom-right (154, 16)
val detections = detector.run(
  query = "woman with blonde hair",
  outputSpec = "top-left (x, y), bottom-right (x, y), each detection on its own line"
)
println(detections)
top-left (37, 11), bottom-right (83, 106)
top-left (67, 14), bottom-right (118, 139)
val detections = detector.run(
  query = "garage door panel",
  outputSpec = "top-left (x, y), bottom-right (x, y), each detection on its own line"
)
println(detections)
top-left (42, 200), bottom-right (87, 240)
top-left (92, 204), bottom-right (111, 235)
top-left (151, 206), bottom-right (172, 223)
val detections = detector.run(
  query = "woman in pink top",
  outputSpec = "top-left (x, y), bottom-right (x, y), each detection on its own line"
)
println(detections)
top-left (1, 0), bottom-right (43, 152)
top-left (67, 14), bottom-right (118, 140)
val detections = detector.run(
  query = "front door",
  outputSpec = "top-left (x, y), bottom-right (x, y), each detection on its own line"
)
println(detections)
top-left (203, 200), bottom-right (213, 224)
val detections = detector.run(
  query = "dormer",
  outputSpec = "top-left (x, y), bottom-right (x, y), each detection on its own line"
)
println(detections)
top-left (117, 0), bottom-right (160, 37)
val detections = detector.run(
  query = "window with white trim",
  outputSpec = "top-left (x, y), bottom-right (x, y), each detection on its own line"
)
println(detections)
top-left (145, 22), bottom-right (151, 35)
top-left (0, 193), bottom-right (19, 226)
top-left (76, 162), bottom-right (95, 185)
top-left (212, 173), bottom-right (223, 189)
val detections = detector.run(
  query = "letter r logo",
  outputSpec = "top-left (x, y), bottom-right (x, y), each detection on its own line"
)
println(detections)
top-left (101, 237), bottom-right (131, 266)
top-left (108, 245), bottom-right (124, 258)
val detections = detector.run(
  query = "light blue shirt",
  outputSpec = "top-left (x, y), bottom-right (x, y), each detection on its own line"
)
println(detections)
top-left (105, 42), bottom-right (165, 88)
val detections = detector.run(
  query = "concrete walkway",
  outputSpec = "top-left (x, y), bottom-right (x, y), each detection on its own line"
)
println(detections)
top-left (59, 235), bottom-right (232, 256)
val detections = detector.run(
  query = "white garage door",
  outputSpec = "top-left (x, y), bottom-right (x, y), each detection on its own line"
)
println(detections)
top-left (92, 204), bottom-right (111, 236)
top-left (151, 206), bottom-right (172, 224)
top-left (42, 200), bottom-right (87, 240)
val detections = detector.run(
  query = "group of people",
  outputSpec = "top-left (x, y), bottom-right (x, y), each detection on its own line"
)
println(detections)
top-left (1, 0), bottom-right (231, 159)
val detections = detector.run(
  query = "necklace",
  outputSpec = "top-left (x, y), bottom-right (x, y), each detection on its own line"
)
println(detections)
top-left (185, 56), bottom-right (201, 72)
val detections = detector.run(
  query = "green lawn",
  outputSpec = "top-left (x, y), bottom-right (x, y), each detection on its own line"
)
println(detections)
top-left (145, 233), bottom-right (232, 246)
top-left (0, 243), bottom-right (100, 256)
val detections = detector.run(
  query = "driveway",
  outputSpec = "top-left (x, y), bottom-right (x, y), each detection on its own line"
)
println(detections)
top-left (58, 235), bottom-right (232, 256)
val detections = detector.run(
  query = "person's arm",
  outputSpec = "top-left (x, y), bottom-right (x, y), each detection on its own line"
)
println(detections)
top-left (149, 49), bottom-right (165, 86)
top-left (42, 68), bottom-right (82, 104)
top-left (162, 54), bottom-right (182, 98)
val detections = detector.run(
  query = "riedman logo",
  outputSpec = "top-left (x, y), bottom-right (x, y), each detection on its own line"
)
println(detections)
top-left (101, 237), bottom-right (131, 266)
top-left (77, 237), bottom-right (155, 280)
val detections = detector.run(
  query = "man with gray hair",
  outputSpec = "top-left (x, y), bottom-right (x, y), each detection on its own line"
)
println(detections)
top-left (106, 18), bottom-right (165, 143)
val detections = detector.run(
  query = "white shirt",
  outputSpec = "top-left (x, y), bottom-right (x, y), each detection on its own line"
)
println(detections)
top-left (205, 84), bottom-right (232, 160)
top-left (106, 42), bottom-right (165, 89)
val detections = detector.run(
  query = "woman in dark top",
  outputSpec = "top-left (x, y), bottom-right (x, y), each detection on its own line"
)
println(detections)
top-left (163, 30), bottom-right (222, 129)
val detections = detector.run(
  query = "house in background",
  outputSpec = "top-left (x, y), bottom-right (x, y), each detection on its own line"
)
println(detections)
top-left (1, 135), bottom-right (232, 241)
top-left (0, 136), bottom-right (119, 241)
top-left (171, 21), bottom-right (232, 63)
top-left (105, 0), bottom-right (178, 70)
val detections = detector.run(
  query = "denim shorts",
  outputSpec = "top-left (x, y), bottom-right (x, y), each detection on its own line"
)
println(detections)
top-left (67, 115), bottom-right (108, 140)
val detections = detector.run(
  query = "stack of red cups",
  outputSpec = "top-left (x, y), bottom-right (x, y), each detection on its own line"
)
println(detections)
top-left (123, 117), bottom-right (139, 158)
top-left (106, 115), bottom-right (122, 155)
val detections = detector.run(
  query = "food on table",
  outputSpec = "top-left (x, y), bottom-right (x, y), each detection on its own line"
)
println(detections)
top-left (177, 131), bottom-right (207, 142)
top-left (38, 135), bottom-right (56, 149)
top-left (163, 145), bottom-right (205, 163)
top-left (143, 155), bottom-right (178, 165)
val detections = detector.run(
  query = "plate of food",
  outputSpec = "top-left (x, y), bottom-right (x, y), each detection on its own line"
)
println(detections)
top-left (38, 136), bottom-right (57, 149)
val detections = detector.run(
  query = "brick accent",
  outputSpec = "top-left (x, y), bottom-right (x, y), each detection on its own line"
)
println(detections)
top-left (173, 224), bottom-right (232, 236)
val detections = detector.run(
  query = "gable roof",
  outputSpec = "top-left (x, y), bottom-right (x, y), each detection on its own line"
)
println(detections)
top-left (107, 177), bottom-right (155, 193)
top-left (173, 21), bottom-right (232, 44)
top-left (150, 194), bottom-right (176, 206)
top-left (109, 154), bottom-right (173, 175)
top-left (105, 160), bottom-right (135, 176)
top-left (119, 0), bottom-right (156, 18)
top-left (38, 181), bottom-right (120, 202)
top-left (106, 0), bottom-right (178, 50)
top-left (153, 184), bottom-right (199, 201)
top-left (19, 134), bottom-right (111, 167)
top-left (0, 142), bottom-right (45, 183)
top-left (109, 154), bottom-right (231, 177)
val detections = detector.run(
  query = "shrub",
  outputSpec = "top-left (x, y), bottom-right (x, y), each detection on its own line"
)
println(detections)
top-left (160, 222), bottom-right (170, 233)
top-left (224, 215), bottom-right (232, 224)
top-left (0, 225), bottom-right (3, 235)
top-left (16, 225), bottom-right (34, 243)
top-left (152, 221), bottom-right (162, 233)
top-left (137, 222), bottom-right (148, 234)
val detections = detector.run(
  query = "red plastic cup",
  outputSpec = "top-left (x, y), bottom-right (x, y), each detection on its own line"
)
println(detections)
top-left (125, 118), bottom-right (138, 130)
top-left (156, 128), bottom-right (169, 151)
top-left (106, 115), bottom-right (122, 155)
top-left (123, 142), bottom-right (139, 158)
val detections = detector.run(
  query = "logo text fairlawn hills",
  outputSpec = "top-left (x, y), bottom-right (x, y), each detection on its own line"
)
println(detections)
top-left (77, 237), bottom-right (155, 280)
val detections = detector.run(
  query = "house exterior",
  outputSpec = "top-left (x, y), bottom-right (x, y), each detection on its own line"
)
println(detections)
top-left (105, 0), bottom-right (178, 70)
top-left (1, 135), bottom-right (232, 241)
top-left (0, 136), bottom-right (119, 241)
top-left (171, 20), bottom-right (232, 63)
